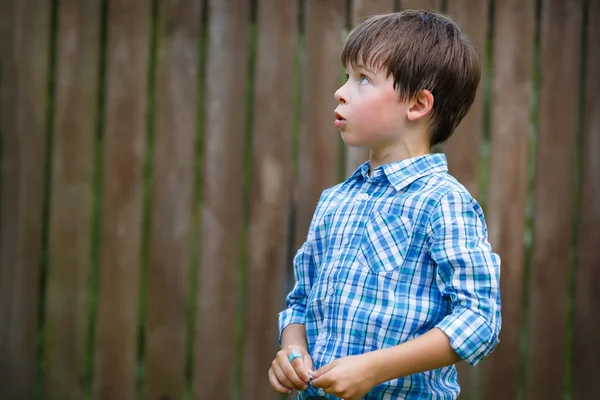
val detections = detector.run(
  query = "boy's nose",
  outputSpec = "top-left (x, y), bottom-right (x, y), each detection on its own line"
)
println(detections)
top-left (334, 86), bottom-right (347, 104)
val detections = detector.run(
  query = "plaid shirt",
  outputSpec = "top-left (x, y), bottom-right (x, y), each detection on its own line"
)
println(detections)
top-left (278, 154), bottom-right (501, 399)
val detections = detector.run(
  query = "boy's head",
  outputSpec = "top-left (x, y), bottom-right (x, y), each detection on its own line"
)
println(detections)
top-left (334, 10), bottom-right (480, 149)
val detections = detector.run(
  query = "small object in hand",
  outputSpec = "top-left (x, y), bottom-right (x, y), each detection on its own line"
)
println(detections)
top-left (288, 348), bottom-right (303, 363)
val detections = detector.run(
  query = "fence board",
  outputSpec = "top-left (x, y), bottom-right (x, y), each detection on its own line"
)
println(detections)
top-left (0, 0), bottom-right (18, 390)
top-left (344, 0), bottom-right (395, 177)
top-left (0, 0), bottom-right (52, 398)
top-left (295, 0), bottom-right (345, 251)
top-left (93, 1), bottom-right (150, 398)
top-left (444, 0), bottom-right (488, 197)
top-left (242, 1), bottom-right (297, 398)
top-left (400, 0), bottom-right (441, 11)
top-left (526, 0), bottom-right (582, 398)
top-left (193, 0), bottom-right (250, 398)
top-left (43, 1), bottom-right (101, 399)
top-left (482, 0), bottom-right (535, 398)
top-left (143, 1), bottom-right (201, 398)
top-left (573, 1), bottom-right (600, 397)
top-left (442, 3), bottom-right (489, 397)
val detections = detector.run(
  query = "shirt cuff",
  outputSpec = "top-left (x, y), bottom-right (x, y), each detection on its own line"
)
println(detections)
top-left (435, 307), bottom-right (499, 366)
top-left (277, 307), bottom-right (306, 345)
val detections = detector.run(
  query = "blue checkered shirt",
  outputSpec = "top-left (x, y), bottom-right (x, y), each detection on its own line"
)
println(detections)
top-left (278, 154), bottom-right (501, 399)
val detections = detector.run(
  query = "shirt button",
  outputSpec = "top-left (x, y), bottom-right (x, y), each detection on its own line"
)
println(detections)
top-left (342, 237), bottom-right (350, 245)
top-left (361, 193), bottom-right (370, 200)
top-left (327, 286), bottom-right (334, 296)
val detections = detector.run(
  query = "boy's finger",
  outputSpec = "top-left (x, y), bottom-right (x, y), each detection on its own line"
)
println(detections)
top-left (268, 368), bottom-right (293, 395)
top-left (291, 357), bottom-right (311, 383)
top-left (311, 370), bottom-right (334, 389)
top-left (312, 360), bottom-right (336, 379)
top-left (272, 363), bottom-right (295, 389)
top-left (304, 355), bottom-right (314, 373)
top-left (274, 361), bottom-right (306, 391)
top-left (277, 351), bottom-right (308, 390)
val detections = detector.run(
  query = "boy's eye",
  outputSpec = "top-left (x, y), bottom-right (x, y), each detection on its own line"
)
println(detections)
top-left (359, 75), bottom-right (369, 85)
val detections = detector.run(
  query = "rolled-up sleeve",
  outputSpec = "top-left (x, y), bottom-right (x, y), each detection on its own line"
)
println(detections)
top-left (277, 240), bottom-right (314, 344)
top-left (429, 190), bottom-right (501, 366)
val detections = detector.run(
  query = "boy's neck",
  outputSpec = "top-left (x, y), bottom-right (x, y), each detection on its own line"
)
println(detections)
top-left (368, 142), bottom-right (431, 172)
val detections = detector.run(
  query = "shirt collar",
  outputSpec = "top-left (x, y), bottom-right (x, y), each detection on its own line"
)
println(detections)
top-left (348, 153), bottom-right (448, 192)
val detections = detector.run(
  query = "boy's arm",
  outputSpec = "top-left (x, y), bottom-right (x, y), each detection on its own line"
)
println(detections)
top-left (312, 190), bottom-right (501, 399)
top-left (428, 190), bottom-right (501, 365)
top-left (311, 327), bottom-right (460, 398)
top-left (280, 323), bottom-right (309, 350)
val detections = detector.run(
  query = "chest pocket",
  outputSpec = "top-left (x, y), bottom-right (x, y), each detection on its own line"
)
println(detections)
top-left (359, 212), bottom-right (414, 275)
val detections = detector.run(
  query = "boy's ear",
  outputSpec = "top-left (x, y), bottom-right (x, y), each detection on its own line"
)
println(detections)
top-left (406, 89), bottom-right (434, 121)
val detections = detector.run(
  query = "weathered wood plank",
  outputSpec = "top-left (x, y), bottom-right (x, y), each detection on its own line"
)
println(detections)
top-left (193, 0), bottom-right (250, 398)
top-left (143, 0), bottom-right (201, 399)
top-left (43, 1), bottom-right (101, 399)
top-left (0, 0), bottom-right (52, 398)
top-left (572, 1), bottom-right (600, 397)
top-left (526, 0), bottom-right (582, 398)
top-left (242, 1), bottom-right (297, 398)
top-left (93, 1), bottom-right (150, 398)
top-left (444, 0), bottom-right (488, 197)
top-left (482, 0), bottom-right (535, 398)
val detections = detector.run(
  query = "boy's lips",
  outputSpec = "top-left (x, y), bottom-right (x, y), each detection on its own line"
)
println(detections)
top-left (334, 111), bottom-right (346, 128)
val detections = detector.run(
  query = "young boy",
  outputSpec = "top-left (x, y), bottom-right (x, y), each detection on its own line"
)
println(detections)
top-left (269, 10), bottom-right (501, 400)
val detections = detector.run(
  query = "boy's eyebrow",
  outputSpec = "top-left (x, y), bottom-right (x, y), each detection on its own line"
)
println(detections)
top-left (352, 64), bottom-right (376, 75)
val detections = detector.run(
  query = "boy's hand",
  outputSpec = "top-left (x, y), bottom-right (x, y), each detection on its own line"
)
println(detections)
top-left (268, 345), bottom-right (314, 395)
top-left (311, 354), bottom-right (376, 400)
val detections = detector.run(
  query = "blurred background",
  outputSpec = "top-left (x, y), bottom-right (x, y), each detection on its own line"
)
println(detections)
top-left (0, 0), bottom-right (598, 399)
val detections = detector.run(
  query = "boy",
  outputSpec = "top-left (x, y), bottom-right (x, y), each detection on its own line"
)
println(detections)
top-left (270, 10), bottom-right (501, 400)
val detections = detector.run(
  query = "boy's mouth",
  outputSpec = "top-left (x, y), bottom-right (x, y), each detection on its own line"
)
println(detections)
top-left (334, 111), bottom-right (346, 128)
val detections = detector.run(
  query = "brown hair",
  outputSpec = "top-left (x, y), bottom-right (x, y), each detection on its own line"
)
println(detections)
top-left (341, 10), bottom-right (481, 146)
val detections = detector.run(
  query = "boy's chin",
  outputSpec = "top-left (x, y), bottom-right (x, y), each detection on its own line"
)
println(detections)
top-left (340, 131), bottom-right (369, 148)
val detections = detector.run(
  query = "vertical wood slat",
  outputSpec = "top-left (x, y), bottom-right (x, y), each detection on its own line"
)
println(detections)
top-left (0, 0), bottom-right (52, 398)
top-left (295, 0), bottom-right (346, 251)
top-left (193, 0), bottom-right (250, 398)
top-left (242, 1), bottom-right (297, 398)
top-left (144, 1), bottom-right (201, 399)
top-left (344, 0), bottom-right (395, 177)
top-left (482, 0), bottom-right (535, 399)
top-left (0, 0), bottom-right (19, 391)
top-left (526, 0), bottom-right (582, 398)
top-left (444, 0), bottom-right (488, 197)
top-left (442, 2), bottom-right (489, 398)
top-left (573, 1), bottom-right (600, 397)
top-left (43, 0), bottom-right (100, 399)
top-left (93, 1), bottom-right (150, 398)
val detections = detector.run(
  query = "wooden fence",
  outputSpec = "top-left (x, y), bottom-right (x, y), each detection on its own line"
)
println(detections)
top-left (0, 0), bottom-right (598, 399)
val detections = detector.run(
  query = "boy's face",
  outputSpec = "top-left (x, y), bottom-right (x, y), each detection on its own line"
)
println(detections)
top-left (334, 64), bottom-right (411, 149)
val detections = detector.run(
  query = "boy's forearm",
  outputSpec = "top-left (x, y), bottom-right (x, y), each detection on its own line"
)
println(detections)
top-left (367, 328), bottom-right (461, 385)
top-left (280, 323), bottom-right (309, 351)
